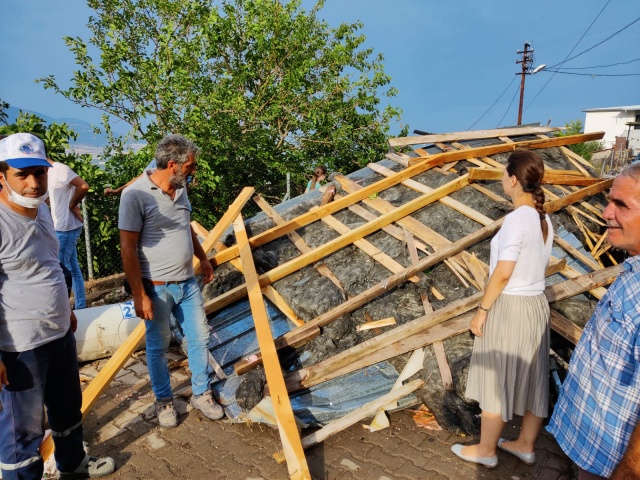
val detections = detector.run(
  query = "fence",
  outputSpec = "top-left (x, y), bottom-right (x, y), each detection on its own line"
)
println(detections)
top-left (77, 174), bottom-right (294, 282)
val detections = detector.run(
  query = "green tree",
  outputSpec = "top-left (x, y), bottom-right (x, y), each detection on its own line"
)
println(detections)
top-left (39, 0), bottom-right (403, 226)
top-left (554, 119), bottom-right (604, 162)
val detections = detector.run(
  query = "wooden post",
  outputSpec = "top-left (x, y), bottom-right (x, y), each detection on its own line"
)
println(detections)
top-left (233, 214), bottom-right (311, 480)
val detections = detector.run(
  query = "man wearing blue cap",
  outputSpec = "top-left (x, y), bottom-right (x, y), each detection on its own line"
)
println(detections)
top-left (0, 133), bottom-right (115, 479)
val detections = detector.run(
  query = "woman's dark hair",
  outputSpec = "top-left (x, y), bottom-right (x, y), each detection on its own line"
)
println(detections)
top-left (506, 150), bottom-right (549, 242)
top-left (315, 164), bottom-right (327, 175)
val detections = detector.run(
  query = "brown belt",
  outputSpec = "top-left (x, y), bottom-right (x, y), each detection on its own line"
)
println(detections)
top-left (150, 280), bottom-right (184, 286)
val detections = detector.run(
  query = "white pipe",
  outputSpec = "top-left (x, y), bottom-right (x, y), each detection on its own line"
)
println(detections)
top-left (74, 301), bottom-right (145, 362)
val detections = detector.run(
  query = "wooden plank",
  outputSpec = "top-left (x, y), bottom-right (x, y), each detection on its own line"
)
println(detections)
top-left (234, 182), bottom-right (615, 375)
top-left (388, 126), bottom-right (561, 148)
top-left (283, 265), bottom-right (621, 392)
top-left (272, 379), bottom-right (425, 464)
top-left (233, 214), bottom-right (311, 480)
top-left (335, 174), bottom-right (473, 288)
top-left (367, 162), bottom-right (494, 226)
top-left (471, 184), bottom-right (508, 203)
top-left (234, 219), bottom-right (503, 375)
top-left (356, 317), bottom-right (397, 331)
top-left (559, 265), bottom-right (607, 299)
top-left (461, 253), bottom-right (488, 289)
top-left (195, 186), bottom-right (255, 274)
top-left (560, 146), bottom-right (594, 175)
top-left (253, 195), bottom-right (346, 295)
top-left (431, 287), bottom-right (445, 301)
top-left (468, 168), bottom-right (602, 186)
top-left (262, 286), bottom-right (304, 328)
top-left (320, 185), bottom-right (336, 206)
top-left (449, 142), bottom-right (505, 169)
top-left (544, 179), bottom-right (613, 213)
top-left (205, 175), bottom-right (470, 314)
top-left (385, 152), bottom-right (409, 167)
top-left (432, 341), bottom-right (454, 391)
top-left (554, 235), bottom-right (602, 271)
top-left (542, 187), bottom-right (606, 227)
top-left (209, 132), bottom-right (604, 268)
top-left (555, 185), bottom-right (605, 218)
top-left (314, 208), bottom-right (420, 283)
top-left (191, 220), bottom-right (210, 240)
top-left (550, 309), bottom-right (583, 345)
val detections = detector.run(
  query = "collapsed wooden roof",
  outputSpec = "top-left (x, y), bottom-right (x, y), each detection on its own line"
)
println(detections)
top-left (193, 125), bottom-right (618, 479)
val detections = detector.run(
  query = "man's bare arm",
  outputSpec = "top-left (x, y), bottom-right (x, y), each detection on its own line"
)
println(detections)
top-left (611, 421), bottom-right (640, 479)
top-left (120, 229), bottom-right (154, 320)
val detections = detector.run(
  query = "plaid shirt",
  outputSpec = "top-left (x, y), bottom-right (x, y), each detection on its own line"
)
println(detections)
top-left (547, 255), bottom-right (640, 477)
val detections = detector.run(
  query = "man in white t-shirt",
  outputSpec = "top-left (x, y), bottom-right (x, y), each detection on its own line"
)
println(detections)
top-left (47, 159), bottom-right (90, 309)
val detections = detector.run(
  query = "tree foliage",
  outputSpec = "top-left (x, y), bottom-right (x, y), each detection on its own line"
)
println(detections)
top-left (40, 0), bottom-right (403, 225)
top-left (554, 119), bottom-right (604, 162)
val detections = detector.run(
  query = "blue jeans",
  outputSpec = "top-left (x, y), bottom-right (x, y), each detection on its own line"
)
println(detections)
top-left (145, 277), bottom-right (211, 399)
top-left (0, 329), bottom-right (85, 480)
top-left (56, 227), bottom-right (86, 309)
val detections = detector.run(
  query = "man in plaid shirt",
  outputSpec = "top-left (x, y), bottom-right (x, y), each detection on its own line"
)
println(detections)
top-left (548, 163), bottom-right (640, 479)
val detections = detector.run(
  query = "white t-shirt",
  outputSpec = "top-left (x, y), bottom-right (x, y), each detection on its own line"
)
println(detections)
top-left (47, 162), bottom-right (83, 232)
top-left (489, 206), bottom-right (554, 296)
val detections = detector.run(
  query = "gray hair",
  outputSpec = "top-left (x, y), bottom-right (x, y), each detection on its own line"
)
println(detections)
top-left (155, 134), bottom-right (200, 169)
top-left (619, 161), bottom-right (640, 183)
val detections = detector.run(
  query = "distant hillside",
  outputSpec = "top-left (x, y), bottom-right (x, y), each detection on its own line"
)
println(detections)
top-left (5, 106), bottom-right (128, 148)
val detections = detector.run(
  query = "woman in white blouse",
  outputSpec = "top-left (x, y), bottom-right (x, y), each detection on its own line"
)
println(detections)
top-left (451, 150), bottom-right (554, 468)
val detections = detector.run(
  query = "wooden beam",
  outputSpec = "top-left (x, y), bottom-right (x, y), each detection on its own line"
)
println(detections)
top-left (208, 133), bottom-right (604, 268)
top-left (253, 195), bottom-right (346, 295)
top-left (554, 235), bottom-right (602, 271)
top-left (560, 146), bottom-right (594, 175)
top-left (432, 341), bottom-right (454, 391)
top-left (319, 185), bottom-right (336, 206)
top-left (272, 379), bottom-right (425, 464)
top-left (550, 309), bottom-right (583, 345)
top-left (313, 208), bottom-right (420, 283)
top-left (234, 219), bottom-right (503, 375)
top-left (544, 179), bottom-right (613, 213)
top-left (367, 162), bottom-right (494, 226)
top-left (194, 186), bottom-right (255, 274)
top-left (262, 286), bottom-right (304, 328)
top-left (407, 132), bottom-right (605, 167)
top-left (283, 265), bottom-right (622, 392)
top-left (191, 220), bottom-right (210, 240)
top-left (388, 126), bottom-right (561, 148)
top-left (468, 168), bottom-right (602, 186)
top-left (356, 317), bottom-right (397, 331)
top-left (471, 184), bottom-right (508, 203)
top-left (205, 175), bottom-right (470, 314)
top-left (233, 214), bottom-right (311, 480)
top-left (233, 182), bottom-right (616, 375)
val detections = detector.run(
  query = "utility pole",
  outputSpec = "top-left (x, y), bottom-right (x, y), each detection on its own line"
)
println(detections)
top-left (516, 42), bottom-right (534, 125)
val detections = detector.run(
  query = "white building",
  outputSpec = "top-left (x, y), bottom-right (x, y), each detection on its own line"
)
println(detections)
top-left (583, 105), bottom-right (640, 152)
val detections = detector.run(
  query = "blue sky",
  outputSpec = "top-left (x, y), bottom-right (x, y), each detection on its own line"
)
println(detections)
top-left (1, 0), bottom-right (638, 136)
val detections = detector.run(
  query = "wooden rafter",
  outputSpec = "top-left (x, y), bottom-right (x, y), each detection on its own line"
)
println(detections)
top-left (233, 214), bottom-right (311, 480)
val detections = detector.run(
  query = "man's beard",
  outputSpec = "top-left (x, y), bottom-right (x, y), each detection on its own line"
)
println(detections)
top-left (169, 170), bottom-right (187, 188)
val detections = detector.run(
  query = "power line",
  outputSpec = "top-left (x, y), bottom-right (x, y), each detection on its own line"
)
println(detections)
top-left (552, 57), bottom-right (640, 69)
top-left (548, 16), bottom-right (640, 68)
top-left (543, 69), bottom-right (640, 77)
top-left (525, 0), bottom-right (610, 111)
top-left (497, 83), bottom-right (521, 128)
top-left (466, 76), bottom-right (516, 130)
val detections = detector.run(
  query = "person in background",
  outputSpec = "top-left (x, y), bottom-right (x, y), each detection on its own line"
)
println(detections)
top-left (305, 164), bottom-right (327, 192)
top-left (451, 150), bottom-right (554, 469)
top-left (547, 162), bottom-right (640, 480)
top-left (0, 132), bottom-right (115, 479)
top-left (46, 156), bottom-right (90, 309)
top-left (118, 134), bottom-right (223, 428)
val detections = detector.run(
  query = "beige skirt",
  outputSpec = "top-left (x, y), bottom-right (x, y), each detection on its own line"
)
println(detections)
top-left (465, 293), bottom-right (550, 422)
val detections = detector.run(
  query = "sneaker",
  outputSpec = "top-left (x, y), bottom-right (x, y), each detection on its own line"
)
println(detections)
top-left (155, 398), bottom-right (178, 428)
top-left (190, 390), bottom-right (224, 420)
top-left (60, 454), bottom-right (116, 478)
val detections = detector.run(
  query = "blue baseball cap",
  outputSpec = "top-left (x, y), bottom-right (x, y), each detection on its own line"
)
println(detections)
top-left (0, 133), bottom-right (51, 169)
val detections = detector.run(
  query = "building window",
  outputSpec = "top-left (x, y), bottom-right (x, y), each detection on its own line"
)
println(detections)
top-left (636, 113), bottom-right (640, 130)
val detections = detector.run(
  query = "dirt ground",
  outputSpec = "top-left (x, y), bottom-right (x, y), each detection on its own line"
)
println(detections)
top-left (75, 347), bottom-right (577, 480)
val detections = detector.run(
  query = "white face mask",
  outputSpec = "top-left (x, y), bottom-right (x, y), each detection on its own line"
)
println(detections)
top-left (2, 175), bottom-right (49, 209)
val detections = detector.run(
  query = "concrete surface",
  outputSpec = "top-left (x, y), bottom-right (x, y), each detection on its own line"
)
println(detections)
top-left (78, 348), bottom-right (576, 480)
